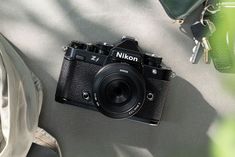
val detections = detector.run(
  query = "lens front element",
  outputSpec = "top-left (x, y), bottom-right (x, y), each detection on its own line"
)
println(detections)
top-left (106, 80), bottom-right (131, 105)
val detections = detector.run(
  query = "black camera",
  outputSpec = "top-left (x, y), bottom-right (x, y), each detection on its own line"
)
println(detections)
top-left (55, 37), bottom-right (172, 125)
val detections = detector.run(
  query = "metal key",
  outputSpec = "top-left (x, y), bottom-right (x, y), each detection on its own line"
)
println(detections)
top-left (201, 19), bottom-right (216, 64)
top-left (190, 38), bottom-right (201, 63)
top-left (190, 19), bottom-right (216, 64)
top-left (202, 37), bottom-right (212, 63)
top-left (190, 21), bottom-right (208, 63)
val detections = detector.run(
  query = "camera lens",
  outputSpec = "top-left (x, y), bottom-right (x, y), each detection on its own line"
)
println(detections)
top-left (106, 80), bottom-right (131, 105)
top-left (93, 63), bottom-right (146, 119)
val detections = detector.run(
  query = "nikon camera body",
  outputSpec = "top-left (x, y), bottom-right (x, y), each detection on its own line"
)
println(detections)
top-left (55, 37), bottom-right (172, 125)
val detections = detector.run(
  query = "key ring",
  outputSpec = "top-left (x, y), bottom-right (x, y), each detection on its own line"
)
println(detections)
top-left (207, 4), bottom-right (220, 14)
top-left (173, 19), bottom-right (184, 25)
top-left (200, 1), bottom-right (235, 25)
top-left (200, 4), bottom-right (219, 26)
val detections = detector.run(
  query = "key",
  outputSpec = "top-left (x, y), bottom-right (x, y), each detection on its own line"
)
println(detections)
top-left (190, 21), bottom-right (208, 63)
top-left (191, 21), bottom-right (210, 42)
top-left (202, 19), bottom-right (216, 64)
top-left (190, 38), bottom-right (201, 63)
top-left (190, 19), bottom-right (216, 64)
top-left (202, 37), bottom-right (212, 64)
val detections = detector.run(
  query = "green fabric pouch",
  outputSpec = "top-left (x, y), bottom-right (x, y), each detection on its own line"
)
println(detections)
top-left (159, 0), bottom-right (205, 20)
top-left (209, 2), bottom-right (235, 73)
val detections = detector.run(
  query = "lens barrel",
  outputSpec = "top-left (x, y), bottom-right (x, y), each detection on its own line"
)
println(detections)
top-left (93, 63), bottom-right (146, 119)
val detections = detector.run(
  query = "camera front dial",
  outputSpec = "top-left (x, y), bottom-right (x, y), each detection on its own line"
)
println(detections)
top-left (93, 63), bottom-right (146, 119)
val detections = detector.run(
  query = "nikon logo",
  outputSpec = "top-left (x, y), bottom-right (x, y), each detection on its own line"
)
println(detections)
top-left (116, 52), bottom-right (138, 62)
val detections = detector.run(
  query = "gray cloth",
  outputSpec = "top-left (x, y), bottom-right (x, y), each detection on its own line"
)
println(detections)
top-left (0, 34), bottom-right (61, 157)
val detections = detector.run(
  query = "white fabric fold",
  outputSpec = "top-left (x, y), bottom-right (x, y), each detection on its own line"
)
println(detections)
top-left (0, 33), bottom-right (61, 157)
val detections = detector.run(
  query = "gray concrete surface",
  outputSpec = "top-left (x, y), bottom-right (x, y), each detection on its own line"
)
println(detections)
top-left (0, 0), bottom-right (235, 157)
